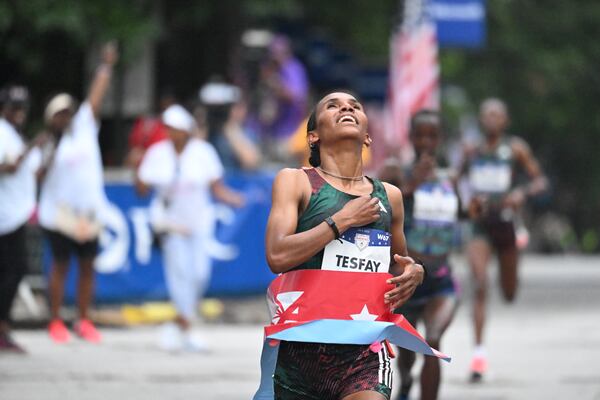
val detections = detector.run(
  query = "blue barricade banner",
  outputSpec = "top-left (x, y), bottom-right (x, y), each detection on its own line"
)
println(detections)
top-left (52, 172), bottom-right (277, 303)
top-left (431, 0), bottom-right (486, 48)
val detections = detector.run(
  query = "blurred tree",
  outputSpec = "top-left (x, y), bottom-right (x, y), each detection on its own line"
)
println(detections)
top-left (239, 0), bottom-right (397, 62)
top-left (0, 0), bottom-right (158, 72)
top-left (440, 0), bottom-right (600, 235)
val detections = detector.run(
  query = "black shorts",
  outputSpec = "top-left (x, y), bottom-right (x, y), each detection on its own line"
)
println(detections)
top-left (274, 341), bottom-right (392, 400)
top-left (43, 229), bottom-right (99, 263)
top-left (472, 215), bottom-right (516, 250)
top-left (395, 260), bottom-right (457, 322)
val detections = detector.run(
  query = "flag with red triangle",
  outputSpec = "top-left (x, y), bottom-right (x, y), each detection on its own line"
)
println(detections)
top-left (253, 269), bottom-right (450, 399)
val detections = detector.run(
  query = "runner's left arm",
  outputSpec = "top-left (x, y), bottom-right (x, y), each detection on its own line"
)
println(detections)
top-left (505, 137), bottom-right (548, 208)
top-left (382, 182), bottom-right (425, 309)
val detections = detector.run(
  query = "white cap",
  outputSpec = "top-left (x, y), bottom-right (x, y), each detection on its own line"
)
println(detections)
top-left (162, 104), bottom-right (196, 133)
top-left (44, 93), bottom-right (76, 123)
top-left (199, 82), bottom-right (241, 105)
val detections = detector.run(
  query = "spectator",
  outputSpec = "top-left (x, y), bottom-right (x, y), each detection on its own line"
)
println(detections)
top-left (0, 85), bottom-right (42, 353)
top-left (38, 43), bottom-right (118, 344)
top-left (258, 35), bottom-right (308, 160)
top-left (124, 90), bottom-right (176, 168)
top-left (137, 104), bottom-right (244, 352)
top-left (200, 81), bottom-right (261, 170)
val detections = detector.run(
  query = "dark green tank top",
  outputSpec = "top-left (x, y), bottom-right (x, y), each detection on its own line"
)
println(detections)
top-left (467, 137), bottom-right (515, 200)
top-left (292, 168), bottom-right (393, 272)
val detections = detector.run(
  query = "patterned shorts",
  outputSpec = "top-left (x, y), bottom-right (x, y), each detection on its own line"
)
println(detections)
top-left (274, 341), bottom-right (392, 400)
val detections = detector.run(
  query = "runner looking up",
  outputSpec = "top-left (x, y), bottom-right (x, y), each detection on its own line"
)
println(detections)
top-left (265, 91), bottom-right (425, 400)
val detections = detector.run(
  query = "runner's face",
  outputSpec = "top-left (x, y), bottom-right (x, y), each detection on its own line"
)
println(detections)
top-left (412, 123), bottom-right (440, 156)
top-left (480, 104), bottom-right (508, 136)
top-left (315, 92), bottom-right (368, 143)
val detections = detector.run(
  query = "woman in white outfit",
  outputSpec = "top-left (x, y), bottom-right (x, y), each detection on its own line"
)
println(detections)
top-left (137, 104), bottom-right (243, 351)
top-left (39, 43), bottom-right (118, 344)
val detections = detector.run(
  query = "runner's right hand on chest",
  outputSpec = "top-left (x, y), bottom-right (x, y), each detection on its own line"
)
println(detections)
top-left (337, 195), bottom-right (381, 227)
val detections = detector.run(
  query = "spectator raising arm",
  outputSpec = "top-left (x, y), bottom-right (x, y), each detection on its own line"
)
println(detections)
top-left (88, 42), bottom-right (119, 119)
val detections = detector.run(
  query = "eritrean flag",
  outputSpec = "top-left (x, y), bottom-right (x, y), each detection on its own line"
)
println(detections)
top-left (253, 269), bottom-right (450, 399)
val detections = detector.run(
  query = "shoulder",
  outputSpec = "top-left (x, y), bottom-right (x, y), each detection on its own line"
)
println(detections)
top-left (509, 135), bottom-right (532, 158)
top-left (509, 135), bottom-right (530, 151)
top-left (274, 168), bottom-right (309, 186)
top-left (190, 138), bottom-right (219, 155)
top-left (271, 168), bottom-right (311, 206)
top-left (75, 101), bottom-right (94, 120)
top-left (0, 120), bottom-right (21, 148)
top-left (144, 140), bottom-right (170, 159)
top-left (273, 168), bottom-right (312, 195)
top-left (381, 182), bottom-right (404, 207)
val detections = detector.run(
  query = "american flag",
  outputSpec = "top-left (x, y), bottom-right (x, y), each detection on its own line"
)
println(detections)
top-left (387, 0), bottom-right (440, 158)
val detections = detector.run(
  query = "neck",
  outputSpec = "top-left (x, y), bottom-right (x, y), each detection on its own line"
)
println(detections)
top-left (319, 142), bottom-right (364, 182)
top-left (49, 127), bottom-right (63, 138)
top-left (485, 132), bottom-right (503, 147)
top-left (173, 137), bottom-right (189, 154)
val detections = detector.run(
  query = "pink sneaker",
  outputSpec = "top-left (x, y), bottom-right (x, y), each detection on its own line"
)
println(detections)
top-left (74, 319), bottom-right (102, 343)
top-left (470, 354), bottom-right (488, 382)
top-left (48, 319), bottom-right (71, 344)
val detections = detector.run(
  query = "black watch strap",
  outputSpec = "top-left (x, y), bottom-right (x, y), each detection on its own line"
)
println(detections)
top-left (325, 216), bottom-right (340, 239)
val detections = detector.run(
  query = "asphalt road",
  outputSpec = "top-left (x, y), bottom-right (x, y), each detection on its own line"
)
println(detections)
top-left (1, 255), bottom-right (599, 400)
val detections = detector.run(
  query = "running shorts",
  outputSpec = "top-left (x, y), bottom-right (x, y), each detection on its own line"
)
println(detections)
top-left (274, 341), bottom-right (392, 400)
top-left (395, 258), bottom-right (457, 317)
top-left (43, 228), bottom-right (99, 262)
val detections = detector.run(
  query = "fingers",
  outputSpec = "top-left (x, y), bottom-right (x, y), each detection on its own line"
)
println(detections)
top-left (350, 196), bottom-right (381, 225)
top-left (384, 284), bottom-right (416, 307)
top-left (102, 41), bottom-right (119, 65)
top-left (393, 254), bottom-right (415, 267)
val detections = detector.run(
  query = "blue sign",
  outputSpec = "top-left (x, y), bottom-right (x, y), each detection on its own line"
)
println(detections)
top-left (431, 0), bottom-right (486, 48)
top-left (51, 172), bottom-right (277, 303)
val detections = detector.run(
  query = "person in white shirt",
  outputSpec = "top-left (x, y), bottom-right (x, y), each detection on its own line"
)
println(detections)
top-left (137, 104), bottom-right (244, 352)
top-left (0, 85), bottom-right (42, 353)
top-left (38, 43), bottom-right (118, 344)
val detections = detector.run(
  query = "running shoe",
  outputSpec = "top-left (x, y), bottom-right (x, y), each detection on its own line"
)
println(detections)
top-left (0, 332), bottom-right (26, 353)
top-left (159, 323), bottom-right (183, 352)
top-left (183, 332), bottom-right (209, 353)
top-left (469, 354), bottom-right (488, 382)
top-left (48, 319), bottom-right (71, 344)
top-left (73, 319), bottom-right (102, 343)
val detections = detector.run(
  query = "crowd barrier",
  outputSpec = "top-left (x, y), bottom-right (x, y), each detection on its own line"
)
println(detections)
top-left (52, 171), bottom-right (277, 303)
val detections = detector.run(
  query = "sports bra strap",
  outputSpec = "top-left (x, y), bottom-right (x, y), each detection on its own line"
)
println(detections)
top-left (302, 167), bottom-right (327, 194)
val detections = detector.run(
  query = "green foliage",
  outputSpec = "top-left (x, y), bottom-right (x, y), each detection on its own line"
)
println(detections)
top-left (440, 0), bottom-right (600, 230)
top-left (0, 0), bottom-right (159, 73)
top-left (241, 0), bottom-right (398, 61)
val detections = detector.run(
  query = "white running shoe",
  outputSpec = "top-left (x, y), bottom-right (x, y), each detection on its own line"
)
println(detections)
top-left (159, 323), bottom-right (183, 352)
top-left (183, 332), bottom-right (209, 353)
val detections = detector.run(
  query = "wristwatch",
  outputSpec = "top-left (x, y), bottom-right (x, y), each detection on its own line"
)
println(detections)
top-left (325, 216), bottom-right (340, 239)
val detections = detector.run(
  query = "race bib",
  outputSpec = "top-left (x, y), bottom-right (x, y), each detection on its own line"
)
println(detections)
top-left (413, 184), bottom-right (458, 225)
top-left (321, 227), bottom-right (391, 273)
top-left (469, 162), bottom-right (512, 193)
